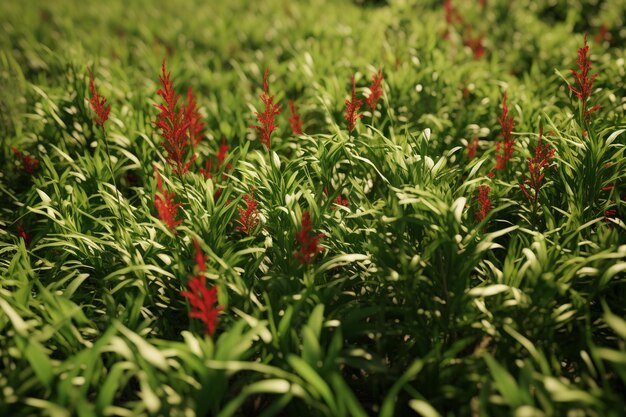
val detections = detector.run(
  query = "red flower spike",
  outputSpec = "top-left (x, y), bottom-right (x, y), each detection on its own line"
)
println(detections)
top-left (334, 195), bottom-right (349, 207)
top-left (494, 92), bottom-right (515, 172)
top-left (182, 279), bottom-right (222, 336)
top-left (235, 190), bottom-right (260, 235)
top-left (520, 130), bottom-right (555, 205)
top-left (87, 67), bottom-right (111, 129)
top-left (17, 224), bottom-right (31, 246)
top-left (217, 140), bottom-right (229, 168)
top-left (475, 185), bottom-right (491, 222)
top-left (251, 69), bottom-right (282, 149)
top-left (366, 70), bottom-right (384, 111)
top-left (213, 188), bottom-right (224, 202)
top-left (185, 87), bottom-right (204, 148)
top-left (191, 238), bottom-right (206, 274)
top-left (153, 165), bottom-right (183, 231)
top-left (199, 140), bottom-right (229, 179)
top-left (11, 147), bottom-right (39, 175)
top-left (467, 136), bottom-right (478, 161)
top-left (199, 158), bottom-right (213, 179)
top-left (155, 58), bottom-right (196, 175)
top-left (288, 100), bottom-right (304, 135)
top-left (345, 74), bottom-right (363, 134)
top-left (604, 209), bottom-right (617, 223)
top-left (464, 32), bottom-right (485, 60)
top-left (443, 0), bottom-right (464, 25)
top-left (595, 24), bottom-right (610, 44)
top-left (181, 239), bottom-right (223, 336)
top-left (295, 211), bottom-right (325, 264)
top-left (569, 34), bottom-right (600, 123)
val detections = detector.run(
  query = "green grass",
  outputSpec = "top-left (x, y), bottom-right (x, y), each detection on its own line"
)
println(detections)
top-left (1, 0), bottom-right (626, 416)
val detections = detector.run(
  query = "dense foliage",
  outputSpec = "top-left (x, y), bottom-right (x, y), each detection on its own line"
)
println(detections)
top-left (1, 0), bottom-right (625, 416)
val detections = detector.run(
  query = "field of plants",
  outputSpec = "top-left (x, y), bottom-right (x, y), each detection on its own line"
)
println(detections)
top-left (1, 0), bottom-right (626, 416)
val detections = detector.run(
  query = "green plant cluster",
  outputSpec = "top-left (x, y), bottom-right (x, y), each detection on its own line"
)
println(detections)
top-left (1, 0), bottom-right (625, 416)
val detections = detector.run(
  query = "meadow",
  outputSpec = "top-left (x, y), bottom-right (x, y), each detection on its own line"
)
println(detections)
top-left (1, 0), bottom-right (626, 416)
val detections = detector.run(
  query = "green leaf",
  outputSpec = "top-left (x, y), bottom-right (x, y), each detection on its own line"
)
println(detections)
top-left (380, 359), bottom-right (424, 417)
top-left (483, 353), bottom-right (524, 407)
top-left (408, 399), bottom-right (442, 417)
top-left (604, 309), bottom-right (626, 340)
top-left (288, 355), bottom-right (336, 412)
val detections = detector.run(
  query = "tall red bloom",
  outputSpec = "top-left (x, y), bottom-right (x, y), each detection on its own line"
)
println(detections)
top-left (155, 58), bottom-right (196, 175)
top-left (345, 74), bottom-right (363, 134)
top-left (184, 87), bottom-right (204, 148)
top-left (443, 0), bottom-right (464, 25)
top-left (520, 130), bottom-right (555, 205)
top-left (295, 211), bottom-right (324, 264)
top-left (153, 165), bottom-right (182, 231)
top-left (251, 69), bottom-right (282, 149)
top-left (11, 147), bottom-right (39, 175)
top-left (464, 32), bottom-right (485, 60)
top-left (288, 100), bottom-right (304, 135)
top-left (199, 159), bottom-right (213, 179)
top-left (87, 67), bottom-right (111, 129)
top-left (17, 224), bottom-right (31, 246)
top-left (217, 140), bottom-right (229, 168)
top-left (366, 70), bottom-right (384, 111)
top-left (334, 194), bottom-right (349, 207)
top-left (495, 92), bottom-right (515, 172)
top-left (199, 140), bottom-right (230, 179)
top-left (569, 34), bottom-right (600, 123)
top-left (594, 24), bottom-right (610, 44)
top-left (475, 185), bottom-right (491, 222)
top-left (467, 136), bottom-right (479, 161)
top-left (235, 190), bottom-right (260, 235)
top-left (181, 239), bottom-right (223, 336)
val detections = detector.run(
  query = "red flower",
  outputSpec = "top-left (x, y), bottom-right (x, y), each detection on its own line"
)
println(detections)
top-left (475, 185), bottom-right (491, 222)
top-left (334, 194), bottom-right (349, 207)
top-left (251, 69), bottom-right (282, 149)
top-left (181, 239), bottom-right (223, 336)
top-left (235, 190), bottom-right (259, 235)
top-left (604, 209), bottom-right (617, 222)
top-left (520, 130), bottom-right (555, 205)
top-left (17, 224), bottom-right (31, 246)
top-left (295, 211), bottom-right (324, 264)
top-left (213, 188), bottom-right (224, 202)
top-left (494, 92), bottom-right (515, 172)
top-left (443, 0), bottom-right (464, 26)
top-left (217, 140), bottom-right (229, 168)
top-left (87, 67), bottom-right (111, 129)
top-left (594, 24), bottom-right (610, 44)
top-left (11, 147), bottom-right (39, 175)
top-left (366, 70), bottom-right (384, 111)
top-left (464, 31), bottom-right (485, 60)
top-left (153, 165), bottom-right (182, 231)
top-left (345, 74), bottom-right (363, 134)
top-left (467, 136), bottom-right (478, 160)
top-left (192, 238), bottom-right (207, 274)
top-left (199, 140), bottom-right (230, 179)
top-left (154, 58), bottom-right (196, 175)
top-left (569, 34), bottom-right (600, 123)
top-left (184, 87), bottom-right (204, 148)
top-left (288, 100), bottom-right (304, 135)
top-left (199, 158), bottom-right (213, 179)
